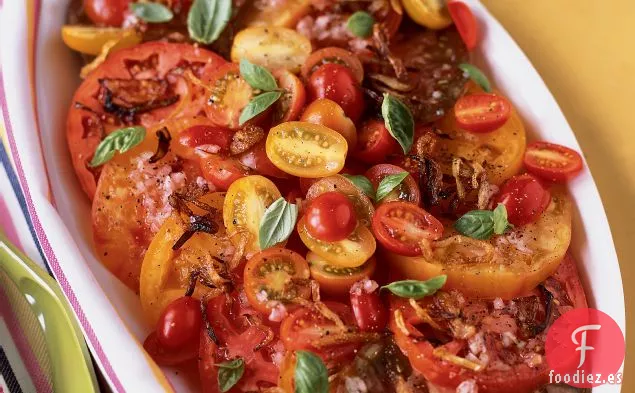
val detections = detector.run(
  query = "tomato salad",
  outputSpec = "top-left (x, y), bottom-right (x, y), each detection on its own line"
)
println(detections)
top-left (63, 0), bottom-right (587, 392)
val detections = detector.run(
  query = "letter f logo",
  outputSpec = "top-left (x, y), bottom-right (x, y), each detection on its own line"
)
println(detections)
top-left (571, 324), bottom-right (601, 368)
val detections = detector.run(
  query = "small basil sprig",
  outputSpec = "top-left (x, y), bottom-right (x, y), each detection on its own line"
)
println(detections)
top-left (258, 197), bottom-right (298, 249)
top-left (342, 174), bottom-right (375, 200)
top-left (381, 275), bottom-right (447, 299)
top-left (89, 126), bottom-right (146, 167)
top-left (188, 0), bottom-right (232, 44)
top-left (376, 172), bottom-right (408, 201)
top-left (239, 91), bottom-right (282, 125)
top-left (454, 204), bottom-right (513, 240)
top-left (295, 351), bottom-right (328, 393)
top-left (217, 358), bottom-right (244, 392)
top-left (240, 59), bottom-right (278, 91)
top-left (130, 2), bottom-right (174, 23)
top-left (459, 63), bottom-right (491, 93)
top-left (382, 94), bottom-right (414, 154)
top-left (347, 11), bottom-right (375, 38)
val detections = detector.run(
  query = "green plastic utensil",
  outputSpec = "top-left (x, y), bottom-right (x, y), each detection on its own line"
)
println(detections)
top-left (0, 232), bottom-right (98, 393)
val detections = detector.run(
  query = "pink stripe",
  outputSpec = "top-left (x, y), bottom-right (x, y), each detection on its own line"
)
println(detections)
top-left (0, 196), bottom-right (23, 251)
top-left (0, 284), bottom-right (52, 392)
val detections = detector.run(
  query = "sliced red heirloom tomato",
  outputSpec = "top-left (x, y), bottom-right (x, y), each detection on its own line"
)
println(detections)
top-left (354, 119), bottom-right (399, 164)
top-left (144, 331), bottom-right (198, 366)
top-left (204, 63), bottom-right (255, 129)
top-left (83, 0), bottom-right (131, 26)
top-left (304, 191), bottom-right (357, 242)
top-left (297, 216), bottom-right (376, 268)
top-left (496, 174), bottom-right (551, 226)
top-left (523, 141), bottom-right (584, 182)
top-left (156, 296), bottom-right (202, 350)
top-left (67, 42), bottom-right (226, 198)
top-left (307, 64), bottom-right (365, 122)
top-left (301, 47), bottom-right (364, 84)
top-left (447, 1), bottom-right (478, 50)
top-left (305, 175), bottom-right (375, 227)
top-left (372, 201), bottom-right (444, 256)
top-left (223, 175), bottom-right (282, 254)
top-left (300, 99), bottom-right (357, 148)
top-left (200, 155), bottom-right (251, 191)
top-left (454, 93), bottom-right (511, 133)
top-left (243, 248), bottom-right (312, 314)
top-left (238, 142), bottom-right (290, 179)
top-left (266, 121), bottom-right (348, 178)
top-left (365, 164), bottom-right (421, 205)
top-left (350, 280), bottom-right (388, 333)
top-left (307, 252), bottom-right (376, 297)
top-left (272, 69), bottom-right (306, 124)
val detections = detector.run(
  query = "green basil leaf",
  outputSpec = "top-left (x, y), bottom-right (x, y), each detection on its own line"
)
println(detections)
top-left (217, 358), bottom-right (244, 392)
top-left (239, 91), bottom-right (282, 126)
top-left (239, 59), bottom-right (278, 91)
top-left (454, 209), bottom-right (495, 240)
top-left (347, 11), bottom-right (375, 38)
top-left (492, 203), bottom-right (513, 235)
top-left (259, 197), bottom-right (299, 250)
top-left (187, 0), bottom-right (232, 44)
top-left (130, 2), bottom-right (174, 23)
top-left (459, 63), bottom-right (491, 93)
top-left (381, 276), bottom-right (447, 299)
top-left (295, 351), bottom-right (328, 393)
top-left (342, 174), bottom-right (375, 200)
top-left (375, 172), bottom-right (408, 201)
top-left (381, 94), bottom-right (414, 154)
top-left (89, 126), bottom-right (146, 167)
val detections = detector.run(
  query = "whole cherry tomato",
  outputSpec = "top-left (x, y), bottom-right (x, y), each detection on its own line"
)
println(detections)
top-left (305, 191), bottom-right (357, 242)
top-left (84, 0), bottom-right (131, 27)
top-left (349, 280), bottom-right (388, 332)
top-left (156, 296), bottom-right (202, 350)
top-left (307, 64), bottom-right (365, 122)
top-left (496, 173), bottom-right (551, 226)
top-left (354, 120), bottom-right (399, 164)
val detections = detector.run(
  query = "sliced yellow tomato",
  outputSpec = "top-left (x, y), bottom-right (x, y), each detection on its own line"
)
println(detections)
top-left (238, 0), bottom-right (312, 28)
top-left (297, 216), bottom-right (376, 268)
top-left (266, 122), bottom-right (348, 178)
top-left (305, 175), bottom-right (375, 227)
top-left (223, 175), bottom-right (282, 254)
top-left (386, 189), bottom-right (572, 299)
top-left (140, 192), bottom-right (231, 325)
top-left (61, 25), bottom-right (142, 56)
top-left (231, 27), bottom-right (312, 73)
top-left (401, 0), bottom-right (452, 29)
top-left (433, 83), bottom-right (527, 185)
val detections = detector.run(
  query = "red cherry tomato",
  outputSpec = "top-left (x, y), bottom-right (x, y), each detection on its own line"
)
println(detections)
top-left (354, 119), bottom-right (399, 164)
top-left (176, 125), bottom-right (233, 159)
top-left (307, 64), bottom-right (365, 122)
top-left (349, 280), bottom-right (388, 332)
top-left (143, 331), bottom-right (198, 366)
top-left (305, 191), bottom-right (357, 242)
top-left (372, 201), bottom-right (444, 256)
top-left (523, 141), bottom-right (584, 182)
top-left (301, 47), bottom-right (365, 84)
top-left (272, 69), bottom-right (306, 124)
top-left (203, 63), bottom-right (255, 129)
top-left (238, 142), bottom-right (289, 178)
top-left (447, 1), bottom-right (478, 50)
top-left (496, 174), bottom-right (551, 226)
top-left (454, 93), bottom-right (511, 133)
top-left (83, 0), bottom-right (131, 26)
top-left (156, 296), bottom-right (202, 350)
top-left (365, 164), bottom-right (421, 205)
top-left (199, 156), bottom-right (250, 191)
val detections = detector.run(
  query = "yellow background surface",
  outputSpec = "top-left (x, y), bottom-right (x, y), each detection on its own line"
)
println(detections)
top-left (481, 0), bottom-right (634, 389)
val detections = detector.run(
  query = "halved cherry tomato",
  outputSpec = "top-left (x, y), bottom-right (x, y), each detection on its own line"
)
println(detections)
top-left (307, 64), bottom-right (365, 122)
top-left (238, 0), bottom-right (311, 28)
top-left (350, 280), bottom-right (388, 332)
top-left (401, 0), bottom-right (452, 30)
top-left (307, 252), bottom-right (376, 297)
top-left (305, 191), bottom-right (357, 242)
top-left (84, 0), bottom-right (130, 26)
top-left (243, 248), bottom-right (311, 314)
top-left (204, 63), bottom-right (254, 129)
top-left (238, 142), bottom-right (289, 179)
top-left (301, 47), bottom-right (364, 84)
top-left (61, 26), bottom-right (141, 55)
top-left (523, 141), bottom-right (584, 182)
top-left (305, 175), bottom-right (375, 227)
top-left (272, 69), bottom-right (306, 124)
top-left (223, 175), bottom-right (282, 253)
top-left (447, 1), bottom-right (478, 50)
top-left (200, 156), bottom-right (251, 191)
top-left (176, 124), bottom-right (233, 159)
top-left (496, 173), bottom-right (551, 226)
top-left (300, 99), bottom-right (357, 148)
top-left (365, 164), bottom-right (421, 205)
top-left (372, 201), bottom-right (444, 256)
top-left (454, 93), bottom-right (511, 133)
top-left (266, 121), bottom-right (348, 178)
top-left (354, 119), bottom-right (399, 164)
top-left (144, 331), bottom-right (198, 366)
top-left (156, 296), bottom-right (202, 350)
top-left (297, 216), bottom-right (376, 268)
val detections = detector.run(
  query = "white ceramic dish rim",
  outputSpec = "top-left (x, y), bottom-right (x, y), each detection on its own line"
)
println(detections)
top-left (0, 0), bottom-right (625, 391)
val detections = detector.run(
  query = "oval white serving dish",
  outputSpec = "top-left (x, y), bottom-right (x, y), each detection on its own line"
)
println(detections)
top-left (0, 0), bottom-right (624, 391)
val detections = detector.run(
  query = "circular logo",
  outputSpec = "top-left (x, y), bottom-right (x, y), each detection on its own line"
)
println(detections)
top-left (545, 308), bottom-right (625, 388)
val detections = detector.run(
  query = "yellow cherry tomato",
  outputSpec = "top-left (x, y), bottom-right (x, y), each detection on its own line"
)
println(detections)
top-left (401, 0), bottom-right (452, 29)
top-left (307, 252), bottom-right (376, 297)
top-left (266, 121), bottom-right (348, 178)
top-left (238, 0), bottom-right (312, 28)
top-left (61, 25), bottom-right (141, 55)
